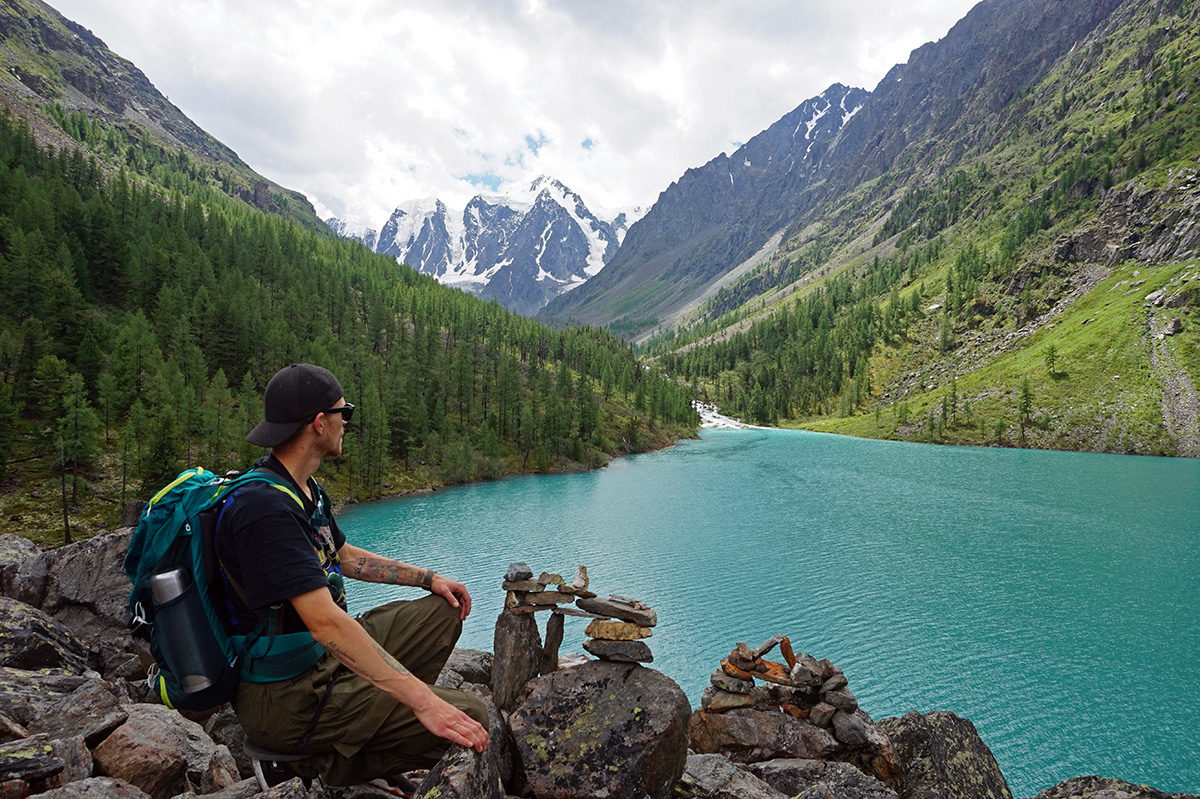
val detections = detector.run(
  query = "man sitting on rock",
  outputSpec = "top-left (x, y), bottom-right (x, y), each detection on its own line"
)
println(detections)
top-left (217, 363), bottom-right (489, 786)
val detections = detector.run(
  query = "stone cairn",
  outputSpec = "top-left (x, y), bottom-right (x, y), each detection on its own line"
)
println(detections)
top-left (692, 633), bottom-right (902, 790)
top-left (493, 561), bottom-right (659, 710)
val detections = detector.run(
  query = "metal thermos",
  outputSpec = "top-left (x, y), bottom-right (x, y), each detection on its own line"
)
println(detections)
top-left (149, 569), bottom-right (220, 693)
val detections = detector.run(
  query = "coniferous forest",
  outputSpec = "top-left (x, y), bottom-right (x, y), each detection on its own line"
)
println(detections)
top-left (0, 112), bottom-right (697, 542)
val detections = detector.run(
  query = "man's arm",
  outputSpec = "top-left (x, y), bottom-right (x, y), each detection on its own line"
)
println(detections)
top-left (289, 586), bottom-right (488, 752)
top-left (339, 543), bottom-right (472, 620)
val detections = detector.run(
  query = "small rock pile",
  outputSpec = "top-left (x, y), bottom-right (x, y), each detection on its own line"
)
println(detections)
top-left (690, 633), bottom-right (902, 791)
top-left (578, 595), bottom-right (657, 663)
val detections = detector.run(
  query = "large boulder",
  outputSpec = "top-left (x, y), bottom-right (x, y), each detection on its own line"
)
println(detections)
top-left (675, 753), bottom-right (788, 799)
top-left (509, 660), bottom-right (690, 799)
top-left (492, 611), bottom-right (541, 711)
top-left (690, 708), bottom-right (839, 763)
top-left (92, 703), bottom-right (239, 799)
top-left (1030, 776), bottom-right (1200, 799)
top-left (414, 744), bottom-right (503, 799)
top-left (0, 598), bottom-right (95, 674)
top-left (877, 711), bottom-right (1012, 799)
top-left (746, 758), bottom-right (898, 799)
top-left (0, 531), bottom-right (139, 681)
top-left (37, 530), bottom-right (139, 679)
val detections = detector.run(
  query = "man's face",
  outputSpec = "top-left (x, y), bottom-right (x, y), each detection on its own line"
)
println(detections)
top-left (321, 398), bottom-right (349, 458)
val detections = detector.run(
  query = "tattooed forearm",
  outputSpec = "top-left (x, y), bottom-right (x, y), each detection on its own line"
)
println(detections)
top-left (351, 553), bottom-right (433, 588)
top-left (320, 636), bottom-right (412, 685)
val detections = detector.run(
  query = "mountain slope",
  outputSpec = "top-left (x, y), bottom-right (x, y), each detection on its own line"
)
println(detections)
top-left (651, 0), bottom-right (1200, 455)
top-left (0, 0), bottom-right (324, 228)
top-left (538, 84), bottom-right (868, 334)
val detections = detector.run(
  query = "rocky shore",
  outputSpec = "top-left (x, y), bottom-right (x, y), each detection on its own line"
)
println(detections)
top-left (0, 530), bottom-right (1195, 799)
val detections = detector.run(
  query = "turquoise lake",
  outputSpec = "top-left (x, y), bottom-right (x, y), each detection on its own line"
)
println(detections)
top-left (339, 428), bottom-right (1200, 798)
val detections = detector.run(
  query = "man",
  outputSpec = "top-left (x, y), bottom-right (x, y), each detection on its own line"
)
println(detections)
top-left (216, 363), bottom-right (489, 786)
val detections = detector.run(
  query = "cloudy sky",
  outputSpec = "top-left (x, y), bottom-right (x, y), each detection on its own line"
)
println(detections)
top-left (51, 0), bottom-right (979, 228)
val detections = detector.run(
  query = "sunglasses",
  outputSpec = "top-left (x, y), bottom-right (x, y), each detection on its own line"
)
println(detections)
top-left (321, 403), bottom-right (355, 422)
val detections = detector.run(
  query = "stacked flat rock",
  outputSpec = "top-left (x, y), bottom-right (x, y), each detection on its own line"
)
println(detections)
top-left (502, 562), bottom-right (597, 614)
top-left (577, 594), bottom-right (658, 663)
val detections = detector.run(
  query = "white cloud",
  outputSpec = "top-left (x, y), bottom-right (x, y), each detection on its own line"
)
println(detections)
top-left (49, 0), bottom-right (979, 228)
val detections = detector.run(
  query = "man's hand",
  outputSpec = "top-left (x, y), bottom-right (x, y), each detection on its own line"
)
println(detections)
top-left (412, 693), bottom-right (489, 752)
top-left (430, 574), bottom-right (472, 620)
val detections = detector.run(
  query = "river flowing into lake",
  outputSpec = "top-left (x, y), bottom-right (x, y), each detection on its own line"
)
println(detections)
top-left (339, 428), bottom-right (1200, 797)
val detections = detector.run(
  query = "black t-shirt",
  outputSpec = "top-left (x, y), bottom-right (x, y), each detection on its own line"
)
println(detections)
top-left (215, 455), bottom-right (347, 635)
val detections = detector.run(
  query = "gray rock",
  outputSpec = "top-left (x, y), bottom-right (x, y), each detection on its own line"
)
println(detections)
top-left (171, 777), bottom-right (263, 799)
top-left (414, 744), bottom-right (503, 799)
top-left (491, 611), bottom-right (542, 712)
top-left (0, 667), bottom-right (89, 729)
top-left (28, 678), bottom-right (127, 747)
top-left (689, 708), bottom-right (839, 763)
top-left (474, 694), bottom-right (516, 793)
top-left (676, 752), bottom-right (788, 799)
top-left (701, 687), bottom-right (756, 712)
top-left (809, 703), bottom-right (836, 728)
top-left (832, 710), bottom-right (869, 746)
top-left (260, 778), bottom-right (313, 798)
top-left (711, 669), bottom-right (754, 694)
top-left (509, 660), bottom-right (690, 799)
top-left (204, 709), bottom-right (251, 779)
top-left (575, 596), bottom-right (658, 627)
top-left (200, 744), bottom-right (241, 794)
top-left (540, 610), bottom-right (564, 674)
top-left (1144, 288), bottom-right (1166, 306)
top-left (1029, 775), bottom-right (1200, 799)
top-left (36, 531), bottom-right (137, 680)
top-left (746, 758), bottom-right (898, 799)
top-left (0, 534), bottom-right (41, 598)
top-left (0, 733), bottom-right (91, 794)
top-left (32, 776), bottom-right (152, 798)
top-left (441, 648), bottom-right (493, 686)
top-left (0, 598), bottom-right (94, 674)
top-left (435, 668), bottom-right (465, 689)
top-left (504, 562), bottom-right (533, 582)
top-left (582, 638), bottom-right (653, 662)
top-left (877, 710), bottom-right (1012, 799)
top-left (838, 710), bottom-right (903, 792)
top-left (750, 634), bottom-right (787, 659)
top-left (7, 549), bottom-right (52, 610)
top-left (1165, 316), bottom-right (1183, 335)
top-left (821, 673), bottom-right (849, 693)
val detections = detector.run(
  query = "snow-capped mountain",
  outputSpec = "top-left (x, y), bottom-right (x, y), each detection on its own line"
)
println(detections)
top-left (325, 216), bottom-right (378, 252)
top-left (328, 178), bottom-right (642, 316)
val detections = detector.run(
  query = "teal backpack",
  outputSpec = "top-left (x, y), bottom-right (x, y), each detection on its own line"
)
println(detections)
top-left (125, 467), bottom-right (326, 711)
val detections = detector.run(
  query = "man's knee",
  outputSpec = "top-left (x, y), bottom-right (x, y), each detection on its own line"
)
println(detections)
top-left (461, 691), bottom-right (489, 728)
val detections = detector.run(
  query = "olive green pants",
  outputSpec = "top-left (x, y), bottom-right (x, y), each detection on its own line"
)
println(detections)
top-left (235, 595), bottom-right (489, 785)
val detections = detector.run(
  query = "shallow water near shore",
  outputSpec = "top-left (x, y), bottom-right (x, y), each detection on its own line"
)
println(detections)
top-left (339, 428), bottom-right (1200, 797)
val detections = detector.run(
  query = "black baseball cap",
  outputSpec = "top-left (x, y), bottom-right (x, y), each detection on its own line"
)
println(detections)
top-left (246, 364), bottom-right (344, 448)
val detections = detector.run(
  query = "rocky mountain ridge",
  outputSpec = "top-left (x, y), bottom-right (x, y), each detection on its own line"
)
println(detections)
top-left (538, 83), bottom-right (869, 333)
top-left (0, 0), bottom-right (324, 229)
top-left (328, 177), bottom-right (641, 316)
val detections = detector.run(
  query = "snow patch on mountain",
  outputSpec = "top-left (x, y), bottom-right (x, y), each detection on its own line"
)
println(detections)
top-left (324, 177), bottom-right (632, 315)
